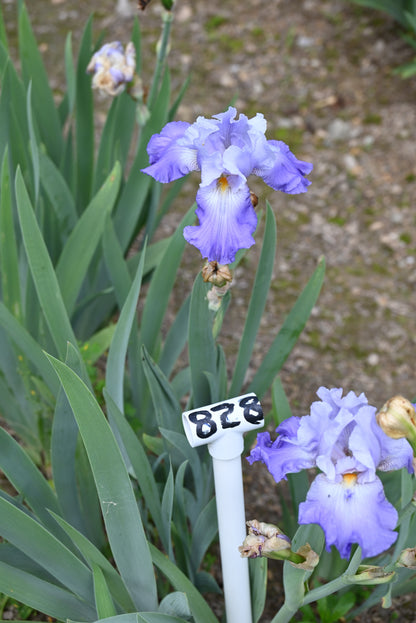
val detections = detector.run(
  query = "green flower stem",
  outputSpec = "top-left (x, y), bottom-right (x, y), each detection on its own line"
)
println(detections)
top-left (148, 9), bottom-right (173, 109)
top-left (397, 496), bottom-right (416, 529)
top-left (270, 602), bottom-right (299, 623)
top-left (302, 575), bottom-right (351, 605)
top-left (267, 550), bottom-right (305, 564)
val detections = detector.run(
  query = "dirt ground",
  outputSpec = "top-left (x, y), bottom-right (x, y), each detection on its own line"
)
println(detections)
top-left (3, 0), bottom-right (416, 620)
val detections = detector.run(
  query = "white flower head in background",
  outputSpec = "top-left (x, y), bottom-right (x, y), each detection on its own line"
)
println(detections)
top-left (87, 41), bottom-right (136, 96)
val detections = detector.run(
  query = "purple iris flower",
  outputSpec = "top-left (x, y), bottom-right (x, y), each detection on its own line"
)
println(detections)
top-left (141, 107), bottom-right (312, 264)
top-left (247, 387), bottom-right (414, 559)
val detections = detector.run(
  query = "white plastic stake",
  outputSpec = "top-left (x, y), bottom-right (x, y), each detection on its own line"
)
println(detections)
top-left (182, 393), bottom-right (264, 623)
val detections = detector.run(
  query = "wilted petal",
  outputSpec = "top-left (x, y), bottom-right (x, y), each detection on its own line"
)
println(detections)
top-left (183, 176), bottom-right (257, 264)
top-left (299, 473), bottom-right (398, 559)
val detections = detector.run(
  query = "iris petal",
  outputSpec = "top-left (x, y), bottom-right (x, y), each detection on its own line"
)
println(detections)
top-left (183, 177), bottom-right (257, 264)
top-left (141, 121), bottom-right (198, 183)
top-left (256, 140), bottom-right (313, 194)
top-left (247, 417), bottom-right (316, 482)
top-left (299, 474), bottom-right (398, 559)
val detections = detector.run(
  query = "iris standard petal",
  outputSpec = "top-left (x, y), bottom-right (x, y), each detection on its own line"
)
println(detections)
top-left (183, 176), bottom-right (257, 264)
top-left (299, 473), bottom-right (399, 559)
top-left (141, 121), bottom-right (198, 183)
top-left (255, 140), bottom-right (313, 194)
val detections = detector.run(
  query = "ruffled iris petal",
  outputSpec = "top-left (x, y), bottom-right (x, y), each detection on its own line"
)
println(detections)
top-left (183, 178), bottom-right (257, 264)
top-left (255, 140), bottom-right (313, 194)
top-left (299, 474), bottom-right (398, 559)
top-left (141, 121), bottom-right (198, 183)
top-left (247, 417), bottom-right (316, 483)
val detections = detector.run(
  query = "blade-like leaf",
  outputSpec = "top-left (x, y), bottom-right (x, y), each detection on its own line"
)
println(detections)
top-left (249, 257), bottom-right (325, 398)
top-left (0, 497), bottom-right (94, 604)
top-left (39, 151), bottom-right (77, 237)
top-left (140, 206), bottom-right (196, 357)
top-left (0, 4), bottom-right (7, 48)
top-left (0, 58), bottom-right (29, 184)
top-left (94, 92), bottom-right (136, 193)
top-left (93, 564), bottom-right (117, 619)
top-left (15, 168), bottom-right (77, 359)
top-left (138, 615), bottom-right (189, 623)
top-left (64, 32), bottom-right (76, 116)
top-left (0, 561), bottom-right (97, 622)
top-left (271, 375), bottom-right (292, 426)
top-left (141, 346), bottom-right (183, 434)
top-left (161, 465), bottom-right (175, 561)
top-left (0, 427), bottom-right (62, 533)
top-left (114, 71), bottom-right (172, 251)
top-left (56, 162), bottom-right (121, 315)
top-left (46, 356), bottom-right (158, 612)
top-left (150, 544), bottom-right (218, 623)
top-left (26, 82), bottom-right (40, 203)
top-left (105, 239), bottom-right (146, 411)
top-left (230, 203), bottom-right (276, 396)
top-left (103, 389), bottom-right (164, 541)
top-left (0, 302), bottom-right (59, 395)
top-left (102, 217), bottom-right (143, 411)
top-left (0, 149), bottom-right (22, 320)
top-left (75, 17), bottom-right (94, 208)
top-left (51, 342), bottom-right (96, 540)
top-left (50, 511), bottom-right (136, 613)
top-left (70, 616), bottom-right (139, 623)
top-left (249, 558), bottom-right (267, 623)
top-left (18, 4), bottom-right (62, 163)
top-left (158, 294), bottom-right (190, 378)
top-left (190, 498), bottom-right (217, 570)
top-left (188, 273), bottom-right (217, 407)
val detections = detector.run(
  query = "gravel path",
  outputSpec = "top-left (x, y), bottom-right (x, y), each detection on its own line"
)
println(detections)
top-left (4, 0), bottom-right (416, 620)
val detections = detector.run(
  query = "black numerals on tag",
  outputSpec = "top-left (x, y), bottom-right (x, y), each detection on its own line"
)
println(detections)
top-left (188, 396), bottom-right (263, 439)
top-left (188, 410), bottom-right (218, 439)
top-left (211, 402), bottom-right (239, 429)
top-left (239, 395), bottom-right (263, 424)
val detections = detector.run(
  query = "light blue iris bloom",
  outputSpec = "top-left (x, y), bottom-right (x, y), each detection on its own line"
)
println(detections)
top-left (141, 107), bottom-right (313, 264)
top-left (248, 387), bottom-right (414, 559)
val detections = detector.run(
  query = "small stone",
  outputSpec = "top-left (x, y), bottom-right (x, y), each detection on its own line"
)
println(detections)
top-left (327, 119), bottom-right (352, 143)
top-left (367, 353), bottom-right (379, 366)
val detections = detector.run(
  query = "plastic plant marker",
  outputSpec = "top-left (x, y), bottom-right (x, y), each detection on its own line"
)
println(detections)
top-left (183, 393), bottom-right (264, 623)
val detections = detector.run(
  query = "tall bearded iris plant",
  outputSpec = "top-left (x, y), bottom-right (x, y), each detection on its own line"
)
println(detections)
top-left (248, 387), bottom-right (414, 559)
top-left (141, 106), bottom-right (313, 264)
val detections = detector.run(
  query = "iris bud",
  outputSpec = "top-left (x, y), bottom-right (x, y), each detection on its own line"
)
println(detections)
top-left (202, 261), bottom-right (232, 287)
top-left (397, 547), bottom-right (416, 569)
top-left (239, 519), bottom-right (318, 567)
top-left (376, 396), bottom-right (416, 453)
top-left (347, 565), bottom-right (395, 586)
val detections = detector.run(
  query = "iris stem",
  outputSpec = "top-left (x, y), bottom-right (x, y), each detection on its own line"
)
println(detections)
top-left (270, 602), bottom-right (299, 623)
top-left (267, 550), bottom-right (305, 564)
top-left (148, 9), bottom-right (173, 109)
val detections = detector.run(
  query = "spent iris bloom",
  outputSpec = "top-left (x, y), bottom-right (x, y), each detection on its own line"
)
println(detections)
top-left (141, 107), bottom-right (312, 264)
top-left (87, 41), bottom-right (136, 96)
top-left (248, 387), bottom-right (414, 559)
